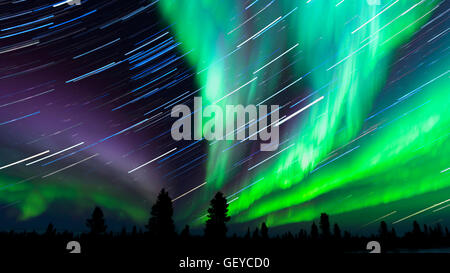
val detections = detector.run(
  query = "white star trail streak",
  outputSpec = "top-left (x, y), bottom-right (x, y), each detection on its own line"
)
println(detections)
top-left (237, 16), bottom-right (282, 48)
top-left (393, 199), bottom-right (450, 224)
top-left (276, 96), bottom-right (324, 126)
top-left (248, 144), bottom-right (294, 171)
top-left (128, 148), bottom-right (177, 173)
top-left (42, 154), bottom-right (99, 178)
top-left (213, 77), bottom-right (258, 104)
top-left (0, 150), bottom-right (50, 170)
top-left (362, 211), bottom-right (397, 227)
top-left (26, 142), bottom-right (85, 166)
top-left (172, 182), bottom-right (207, 202)
top-left (253, 43), bottom-right (299, 74)
top-left (351, 0), bottom-right (399, 34)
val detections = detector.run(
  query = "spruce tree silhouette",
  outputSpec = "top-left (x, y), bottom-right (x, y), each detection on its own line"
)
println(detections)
top-left (86, 206), bottom-right (107, 235)
top-left (310, 222), bottom-right (319, 240)
top-left (423, 224), bottom-right (428, 234)
top-left (343, 230), bottom-right (351, 240)
top-left (333, 223), bottom-right (341, 239)
top-left (260, 222), bottom-right (269, 239)
top-left (432, 223), bottom-right (443, 239)
top-left (180, 225), bottom-right (190, 238)
top-left (298, 229), bottom-right (307, 240)
top-left (390, 227), bottom-right (397, 240)
top-left (45, 223), bottom-right (56, 236)
top-left (379, 221), bottom-right (388, 240)
top-left (412, 220), bottom-right (422, 240)
top-left (205, 192), bottom-right (230, 239)
top-left (146, 188), bottom-right (175, 238)
top-left (319, 213), bottom-right (331, 239)
top-left (244, 227), bottom-right (251, 239)
top-left (252, 228), bottom-right (260, 239)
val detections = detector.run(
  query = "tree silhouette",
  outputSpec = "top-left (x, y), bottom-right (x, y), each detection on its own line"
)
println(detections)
top-left (343, 231), bottom-right (351, 240)
top-left (412, 220), bottom-right (422, 241)
top-left (283, 232), bottom-right (294, 240)
top-left (205, 192), bottom-right (230, 239)
top-left (244, 227), bottom-right (251, 239)
top-left (310, 222), bottom-right (319, 240)
top-left (436, 223), bottom-right (443, 237)
top-left (431, 223), bottom-right (443, 239)
top-left (333, 223), bottom-right (341, 239)
top-left (146, 188), bottom-right (175, 238)
top-left (86, 206), bottom-right (107, 235)
top-left (390, 227), bottom-right (397, 240)
top-left (260, 222), bottom-right (269, 239)
top-left (423, 224), bottom-right (429, 237)
top-left (180, 225), bottom-right (190, 238)
top-left (120, 227), bottom-right (127, 237)
top-left (45, 223), bottom-right (56, 236)
top-left (319, 213), bottom-right (331, 239)
top-left (252, 228), bottom-right (260, 239)
top-left (298, 229), bottom-right (307, 240)
top-left (379, 221), bottom-right (388, 240)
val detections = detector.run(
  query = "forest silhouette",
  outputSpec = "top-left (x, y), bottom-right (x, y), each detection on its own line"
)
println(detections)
top-left (0, 188), bottom-right (449, 256)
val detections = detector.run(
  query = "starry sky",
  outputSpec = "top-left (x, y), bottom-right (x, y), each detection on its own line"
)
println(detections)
top-left (0, 0), bottom-right (448, 234)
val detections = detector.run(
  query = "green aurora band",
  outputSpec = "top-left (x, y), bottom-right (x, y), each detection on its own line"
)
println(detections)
top-left (159, 0), bottom-right (449, 226)
top-left (0, 172), bottom-right (147, 222)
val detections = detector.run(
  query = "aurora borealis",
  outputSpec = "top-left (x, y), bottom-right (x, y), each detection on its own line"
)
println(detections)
top-left (0, 0), bottom-right (448, 233)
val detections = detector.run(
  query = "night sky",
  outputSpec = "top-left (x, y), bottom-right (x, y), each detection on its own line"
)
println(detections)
top-left (0, 0), bottom-right (448, 235)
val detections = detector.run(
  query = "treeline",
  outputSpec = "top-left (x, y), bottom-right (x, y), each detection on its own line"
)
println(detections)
top-left (0, 189), bottom-right (449, 254)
